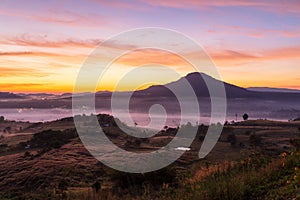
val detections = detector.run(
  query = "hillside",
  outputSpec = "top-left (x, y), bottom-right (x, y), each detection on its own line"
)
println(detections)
top-left (0, 92), bottom-right (23, 99)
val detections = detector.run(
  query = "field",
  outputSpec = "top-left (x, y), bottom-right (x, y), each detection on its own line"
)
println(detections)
top-left (0, 115), bottom-right (300, 199)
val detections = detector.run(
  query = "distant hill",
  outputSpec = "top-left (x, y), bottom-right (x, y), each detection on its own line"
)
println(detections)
top-left (247, 87), bottom-right (300, 93)
top-left (129, 72), bottom-right (300, 100)
top-left (133, 72), bottom-right (256, 98)
top-left (1, 72), bottom-right (300, 109)
top-left (0, 92), bottom-right (23, 99)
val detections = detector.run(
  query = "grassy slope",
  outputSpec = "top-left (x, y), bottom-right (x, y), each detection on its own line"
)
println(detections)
top-left (0, 119), bottom-right (300, 199)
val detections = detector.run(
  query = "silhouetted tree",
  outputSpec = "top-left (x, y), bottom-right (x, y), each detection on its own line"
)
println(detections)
top-left (92, 181), bottom-right (101, 193)
top-left (243, 113), bottom-right (249, 121)
top-left (23, 151), bottom-right (32, 158)
top-left (0, 116), bottom-right (4, 122)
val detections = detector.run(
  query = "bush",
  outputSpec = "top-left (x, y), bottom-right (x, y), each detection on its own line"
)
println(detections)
top-left (23, 151), bottom-right (32, 158)
top-left (243, 113), bottom-right (249, 121)
top-left (22, 129), bottom-right (78, 153)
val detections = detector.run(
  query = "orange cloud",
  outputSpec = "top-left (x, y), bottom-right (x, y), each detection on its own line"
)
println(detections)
top-left (114, 49), bottom-right (190, 67)
top-left (264, 46), bottom-right (300, 60)
top-left (0, 50), bottom-right (88, 70)
top-left (209, 46), bottom-right (300, 66)
top-left (216, 26), bottom-right (300, 38)
top-left (1, 34), bottom-right (101, 48)
top-left (0, 85), bottom-right (36, 93)
top-left (0, 51), bottom-right (63, 57)
top-left (0, 34), bottom-right (139, 52)
top-left (0, 67), bottom-right (50, 77)
top-left (278, 85), bottom-right (300, 90)
top-left (0, 82), bottom-right (66, 93)
top-left (0, 83), bottom-right (45, 87)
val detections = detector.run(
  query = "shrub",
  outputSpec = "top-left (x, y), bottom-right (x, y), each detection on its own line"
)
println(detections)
top-left (21, 129), bottom-right (78, 153)
top-left (243, 113), bottom-right (249, 121)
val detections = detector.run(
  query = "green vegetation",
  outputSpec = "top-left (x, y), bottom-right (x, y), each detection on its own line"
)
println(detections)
top-left (19, 129), bottom-right (78, 153)
top-left (4, 152), bottom-right (299, 200)
top-left (1, 117), bottom-right (300, 199)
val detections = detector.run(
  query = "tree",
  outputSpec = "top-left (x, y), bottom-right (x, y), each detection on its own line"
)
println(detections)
top-left (92, 181), bottom-right (101, 193)
top-left (23, 151), bottom-right (32, 158)
top-left (243, 113), bottom-right (249, 121)
top-left (0, 116), bottom-right (4, 122)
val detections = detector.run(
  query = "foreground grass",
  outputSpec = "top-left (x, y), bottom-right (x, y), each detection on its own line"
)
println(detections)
top-left (22, 151), bottom-right (298, 200)
top-left (1, 125), bottom-right (300, 200)
top-left (160, 152), bottom-right (300, 200)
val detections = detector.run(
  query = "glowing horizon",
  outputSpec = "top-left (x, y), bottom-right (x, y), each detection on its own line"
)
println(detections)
top-left (0, 0), bottom-right (299, 93)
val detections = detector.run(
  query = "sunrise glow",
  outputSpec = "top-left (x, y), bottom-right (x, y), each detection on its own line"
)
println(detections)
top-left (0, 0), bottom-right (299, 92)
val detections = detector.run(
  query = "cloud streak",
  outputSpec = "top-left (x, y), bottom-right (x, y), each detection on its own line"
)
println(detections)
top-left (210, 46), bottom-right (300, 66)
top-left (114, 49), bottom-right (191, 67)
top-left (205, 26), bottom-right (300, 39)
top-left (0, 34), bottom-right (101, 48)
top-left (0, 51), bottom-right (63, 57)
top-left (0, 7), bottom-right (108, 27)
top-left (138, 0), bottom-right (300, 15)
top-left (0, 67), bottom-right (50, 77)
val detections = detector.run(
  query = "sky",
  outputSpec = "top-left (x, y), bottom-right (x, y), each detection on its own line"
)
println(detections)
top-left (0, 0), bottom-right (299, 93)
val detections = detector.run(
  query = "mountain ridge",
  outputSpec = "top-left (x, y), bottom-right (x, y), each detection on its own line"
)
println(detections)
top-left (247, 87), bottom-right (300, 93)
top-left (1, 72), bottom-right (300, 100)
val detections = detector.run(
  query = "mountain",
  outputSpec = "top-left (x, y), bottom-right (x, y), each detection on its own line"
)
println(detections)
top-left (1, 72), bottom-right (300, 110)
top-left (0, 92), bottom-right (23, 99)
top-left (133, 72), bottom-right (255, 98)
top-left (247, 87), bottom-right (300, 93)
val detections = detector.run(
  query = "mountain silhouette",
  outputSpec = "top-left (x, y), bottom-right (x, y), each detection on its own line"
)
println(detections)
top-left (132, 72), bottom-right (254, 98)
top-left (0, 92), bottom-right (23, 99)
top-left (1, 72), bottom-right (300, 110)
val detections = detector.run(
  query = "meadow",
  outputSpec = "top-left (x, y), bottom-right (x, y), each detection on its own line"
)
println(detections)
top-left (0, 115), bottom-right (300, 199)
